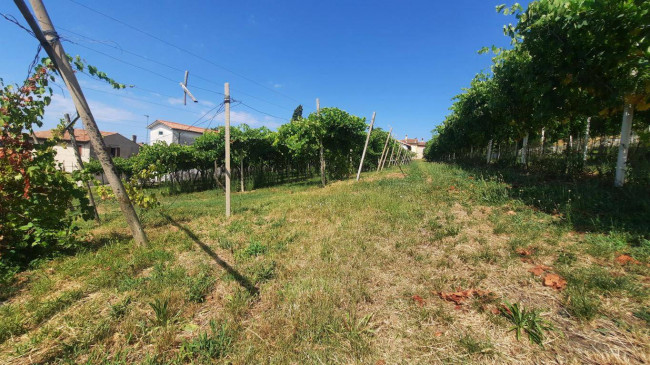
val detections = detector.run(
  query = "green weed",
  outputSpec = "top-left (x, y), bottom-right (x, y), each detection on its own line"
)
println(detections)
top-left (179, 320), bottom-right (232, 362)
top-left (149, 298), bottom-right (173, 326)
top-left (500, 301), bottom-right (553, 347)
top-left (186, 272), bottom-right (216, 303)
top-left (110, 297), bottom-right (132, 319)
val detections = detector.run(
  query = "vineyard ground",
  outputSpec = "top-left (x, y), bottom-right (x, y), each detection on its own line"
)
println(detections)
top-left (0, 162), bottom-right (648, 364)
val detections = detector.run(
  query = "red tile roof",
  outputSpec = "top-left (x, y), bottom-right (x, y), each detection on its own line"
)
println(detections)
top-left (34, 129), bottom-right (116, 143)
top-left (400, 138), bottom-right (427, 147)
top-left (150, 120), bottom-right (207, 134)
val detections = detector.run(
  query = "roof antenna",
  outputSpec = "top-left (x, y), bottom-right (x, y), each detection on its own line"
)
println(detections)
top-left (180, 70), bottom-right (198, 104)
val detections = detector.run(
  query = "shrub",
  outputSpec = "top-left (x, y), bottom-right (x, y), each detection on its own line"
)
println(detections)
top-left (0, 61), bottom-right (92, 281)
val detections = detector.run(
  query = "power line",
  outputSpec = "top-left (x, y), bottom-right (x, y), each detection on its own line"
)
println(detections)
top-left (233, 100), bottom-right (290, 122)
top-left (59, 27), bottom-right (299, 110)
top-left (65, 0), bottom-right (304, 104)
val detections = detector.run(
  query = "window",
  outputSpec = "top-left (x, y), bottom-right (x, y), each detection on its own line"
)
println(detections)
top-left (109, 147), bottom-right (120, 157)
top-left (158, 131), bottom-right (163, 135)
top-left (78, 145), bottom-right (83, 156)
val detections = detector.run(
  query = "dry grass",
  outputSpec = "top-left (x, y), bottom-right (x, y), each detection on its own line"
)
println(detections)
top-left (0, 161), bottom-right (648, 364)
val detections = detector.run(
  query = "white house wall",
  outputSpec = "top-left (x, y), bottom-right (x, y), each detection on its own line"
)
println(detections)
top-left (149, 125), bottom-right (174, 145)
top-left (52, 143), bottom-right (90, 172)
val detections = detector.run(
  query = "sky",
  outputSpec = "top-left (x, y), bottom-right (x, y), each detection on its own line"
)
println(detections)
top-left (0, 0), bottom-right (526, 144)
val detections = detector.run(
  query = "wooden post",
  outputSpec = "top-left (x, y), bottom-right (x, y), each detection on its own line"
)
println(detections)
top-left (65, 113), bottom-right (100, 223)
top-left (356, 112), bottom-right (375, 181)
top-left (377, 128), bottom-right (392, 172)
top-left (16, 0), bottom-right (147, 245)
top-left (224, 82), bottom-right (231, 217)
top-left (317, 98), bottom-right (326, 187)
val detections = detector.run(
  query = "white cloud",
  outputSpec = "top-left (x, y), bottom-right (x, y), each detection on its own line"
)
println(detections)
top-left (208, 110), bottom-right (282, 129)
top-left (167, 97), bottom-right (184, 105)
top-left (273, 83), bottom-right (282, 89)
top-left (43, 94), bottom-right (142, 128)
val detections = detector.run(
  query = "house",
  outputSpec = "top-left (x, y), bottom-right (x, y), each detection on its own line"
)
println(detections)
top-left (147, 120), bottom-right (207, 145)
top-left (34, 129), bottom-right (140, 172)
top-left (399, 135), bottom-right (427, 159)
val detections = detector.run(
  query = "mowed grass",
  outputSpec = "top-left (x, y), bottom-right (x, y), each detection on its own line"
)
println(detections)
top-left (0, 161), bottom-right (648, 364)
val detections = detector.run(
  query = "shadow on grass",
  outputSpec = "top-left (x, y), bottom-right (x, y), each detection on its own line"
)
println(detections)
top-left (455, 162), bottom-right (650, 239)
top-left (160, 213), bottom-right (259, 296)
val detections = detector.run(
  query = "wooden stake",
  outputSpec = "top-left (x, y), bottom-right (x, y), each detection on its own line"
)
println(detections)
top-left (356, 111), bottom-right (375, 181)
top-left (377, 128), bottom-right (392, 172)
top-left (65, 113), bottom-right (100, 223)
top-left (17, 0), bottom-right (147, 245)
top-left (224, 82), bottom-right (231, 217)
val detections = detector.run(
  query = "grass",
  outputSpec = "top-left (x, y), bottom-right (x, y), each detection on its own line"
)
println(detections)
top-left (0, 161), bottom-right (648, 364)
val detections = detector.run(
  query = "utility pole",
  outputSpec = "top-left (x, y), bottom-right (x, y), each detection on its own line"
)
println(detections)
top-left (65, 113), bottom-right (100, 223)
top-left (144, 114), bottom-right (149, 145)
top-left (377, 128), bottom-right (392, 172)
top-left (16, 0), bottom-right (147, 245)
top-left (356, 112), bottom-right (375, 181)
top-left (224, 82), bottom-right (231, 218)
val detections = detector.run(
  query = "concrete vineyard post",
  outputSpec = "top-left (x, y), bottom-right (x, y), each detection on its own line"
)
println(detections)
top-left (582, 117), bottom-right (591, 162)
top-left (615, 103), bottom-right (634, 187)
top-left (356, 111), bottom-right (375, 181)
top-left (17, 0), bottom-right (148, 245)
top-left (317, 98), bottom-right (326, 187)
top-left (486, 139), bottom-right (493, 164)
top-left (377, 128), bottom-right (392, 172)
top-left (224, 83), bottom-right (231, 217)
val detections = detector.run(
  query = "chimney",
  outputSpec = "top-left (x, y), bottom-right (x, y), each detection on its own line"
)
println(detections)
top-left (132, 135), bottom-right (137, 143)
top-left (405, 134), bottom-right (408, 142)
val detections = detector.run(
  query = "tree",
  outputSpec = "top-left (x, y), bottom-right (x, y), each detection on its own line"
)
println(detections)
top-left (291, 105), bottom-right (303, 121)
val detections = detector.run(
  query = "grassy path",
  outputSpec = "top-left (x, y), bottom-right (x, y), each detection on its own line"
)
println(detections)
top-left (0, 162), bottom-right (648, 364)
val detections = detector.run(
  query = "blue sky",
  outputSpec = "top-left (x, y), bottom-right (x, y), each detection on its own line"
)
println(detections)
top-left (1, 0), bottom-right (524, 143)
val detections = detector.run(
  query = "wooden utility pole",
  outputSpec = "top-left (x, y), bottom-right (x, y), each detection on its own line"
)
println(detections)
top-left (317, 98), bottom-right (326, 187)
top-left (377, 128), bottom-right (392, 172)
top-left (356, 112), bottom-right (375, 181)
top-left (224, 82), bottom-right (231, 218)
top-left (65, 113), bottom-right (100, 223)
top-left (16, 0), bottom-right (147, 245)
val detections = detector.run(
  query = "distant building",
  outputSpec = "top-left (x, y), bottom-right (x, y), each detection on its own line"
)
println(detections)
top-left (400, 135), bottom-right (427, 159)
top-left (148, 120), bottom-right (207, 145)
top-left (34, 129), bottom-right (140, 172)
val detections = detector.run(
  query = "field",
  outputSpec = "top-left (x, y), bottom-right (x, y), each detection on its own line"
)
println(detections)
top-left (1, 161), bottom-right (648, 364)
